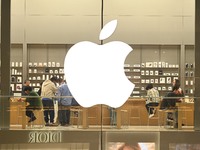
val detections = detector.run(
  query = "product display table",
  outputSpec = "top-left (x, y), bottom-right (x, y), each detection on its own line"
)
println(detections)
top-left (9, 98), bottom-right (194, 129)
top-left (10, 101), bottom-right (26, 129)
top-left (116, 98), bottom-right (146, 128)
top-left (177, 102), bottom-right (194, 129)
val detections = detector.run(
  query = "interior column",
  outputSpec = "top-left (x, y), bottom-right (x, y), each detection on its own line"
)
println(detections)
top-left (194, 0), bottom-right (200, 130)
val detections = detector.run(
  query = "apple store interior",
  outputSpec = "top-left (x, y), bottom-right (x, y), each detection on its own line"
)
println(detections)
top-left (1, 0), bottom-right (200, 150)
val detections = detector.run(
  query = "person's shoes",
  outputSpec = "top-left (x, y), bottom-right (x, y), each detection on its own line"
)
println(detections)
top-left (59, 122), bottom-right (65, 126)
top-left (166, 118), bottom-right (174, 122)
top-left (167, 117), bottom-right (174, 120)
top-left (45, 123), bottom-right (50, 126)
top-left (149, 114), bottom-right (154, 118)
top-left (28, 116), bottom-right (36, 123)
top-left (49, 122), bottom-right (58, 126)
top-left (60, 123), bottom-right (70, 127)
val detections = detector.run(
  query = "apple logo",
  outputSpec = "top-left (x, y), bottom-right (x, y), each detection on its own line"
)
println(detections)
top-left (64, 20), bottom-right (135, 108)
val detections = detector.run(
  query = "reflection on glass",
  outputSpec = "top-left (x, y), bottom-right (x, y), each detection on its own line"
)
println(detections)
top-left (169, 143), bottom-right (200, 150)
top-left (108, 142), bottom-right (155, 150)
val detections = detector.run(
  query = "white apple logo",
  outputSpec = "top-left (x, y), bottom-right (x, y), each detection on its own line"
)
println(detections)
top-left (64, 20), bottom-right (134, 108)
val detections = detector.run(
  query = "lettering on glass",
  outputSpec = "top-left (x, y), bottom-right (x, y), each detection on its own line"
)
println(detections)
top-left (28, 132), bottom-right (62, 143)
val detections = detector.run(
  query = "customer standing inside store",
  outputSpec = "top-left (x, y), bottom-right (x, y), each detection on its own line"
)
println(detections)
top-left (54, 78), bottom-right (65, 123)
top-left (22, 79), bottom-right (32, 96)
top-left (56, 79), bottom-right (73, 126)
top-left (41, 76), bottom-right (58, 126)
top-left (145, 83), bottom-right (160, 118)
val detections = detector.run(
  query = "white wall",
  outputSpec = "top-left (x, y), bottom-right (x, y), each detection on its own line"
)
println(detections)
top-left (11, 0), bottom-right (195, 45)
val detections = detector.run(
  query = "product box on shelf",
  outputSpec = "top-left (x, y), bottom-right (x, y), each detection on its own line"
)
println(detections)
top-left (146, 62), bottom-right (153, 68)
top-left (52, 62), bottom-right (55, 67)
top-left (33, 62), bottom-right (37, 67)
top-left (38, 62), bottom-right (43, 67)
top-left (29, 62), bottom-right (32, 67)
top-left (43, 62), bottom-right (47, 67)
top-left (11, 62), bottom-right (15, 67)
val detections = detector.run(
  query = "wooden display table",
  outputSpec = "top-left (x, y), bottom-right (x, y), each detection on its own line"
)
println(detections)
top-left (9, 98), bottom-right (194, 129)
top-left (10, 100), bottom-right (45, 129)
top-left (10, 101), bottom-right (26, 129)
top-left (177, 102), bottom-right (194, 129)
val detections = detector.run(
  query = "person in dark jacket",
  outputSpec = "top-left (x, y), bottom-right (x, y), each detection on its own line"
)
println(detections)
top-left (160, 79), bottom-right (184, 128)
top-left (22, 79), bottom-right (32, 96)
